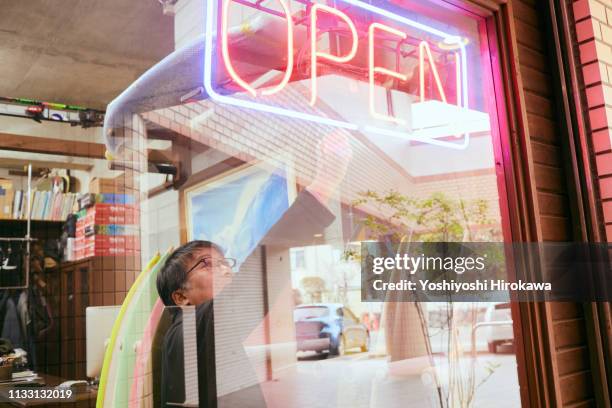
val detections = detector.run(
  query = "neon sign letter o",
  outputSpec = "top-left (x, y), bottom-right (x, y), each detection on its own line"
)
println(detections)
top-left (221, 0), bottom-right (294, 97)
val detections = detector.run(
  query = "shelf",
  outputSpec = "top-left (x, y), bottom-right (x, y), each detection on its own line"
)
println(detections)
top-left (0, 218), bottom-right (65, 223)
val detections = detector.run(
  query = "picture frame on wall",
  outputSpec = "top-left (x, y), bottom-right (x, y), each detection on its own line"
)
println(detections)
top-left (182, 159), bottom-right (297, 269)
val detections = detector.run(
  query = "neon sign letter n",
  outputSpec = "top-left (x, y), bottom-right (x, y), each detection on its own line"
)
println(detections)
top-left (419, 41), bottom-right (447, 104)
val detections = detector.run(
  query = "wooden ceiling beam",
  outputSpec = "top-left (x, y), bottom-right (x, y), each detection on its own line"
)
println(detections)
top-left (0, 158), bottom-right (93, 172)
top-left (0, 132), bottom-right (173, 165)
top-left (0, 132), bottom-right (105, 159)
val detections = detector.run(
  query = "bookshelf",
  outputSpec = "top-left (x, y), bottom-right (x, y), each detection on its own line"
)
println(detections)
top-left (0, 219), bottom-right (63, 223)
top-left (0, 164), bottom-right (34, 291)
top-left (1, 190), bottom-right (77, 222)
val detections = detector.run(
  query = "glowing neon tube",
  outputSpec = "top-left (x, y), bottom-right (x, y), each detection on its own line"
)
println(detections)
top-left (368, 23), bottom-right (408, 124)
top-left (204, 0), bottom-right (471, 148)
top-left (221, 0), bottom-right (294, 97)
top-left (310, 4), bottom-right (358, 106)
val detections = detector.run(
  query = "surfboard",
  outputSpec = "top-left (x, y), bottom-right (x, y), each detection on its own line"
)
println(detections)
top-left (128, 298), bottom-right (164, 408)
top-left (110, 249), bottom-right (171, 407)
top-left (96, 251), bottom-right (165, 407)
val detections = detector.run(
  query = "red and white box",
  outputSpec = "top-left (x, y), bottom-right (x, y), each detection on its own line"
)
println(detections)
top-left (74, 235), bottom-right (140, 259)
top-left (76, 204), bottom-right (139, 229)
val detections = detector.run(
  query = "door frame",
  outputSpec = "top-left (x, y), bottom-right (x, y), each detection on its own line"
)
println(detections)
top-left (438, 0), bottom-right (564, 406)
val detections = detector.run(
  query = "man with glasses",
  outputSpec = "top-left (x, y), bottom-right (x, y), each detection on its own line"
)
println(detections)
top-left (156, 132), bottom-right (351, 407)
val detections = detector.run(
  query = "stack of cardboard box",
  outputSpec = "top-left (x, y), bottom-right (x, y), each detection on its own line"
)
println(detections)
top-left (74, 178), bottom-right (140, 259)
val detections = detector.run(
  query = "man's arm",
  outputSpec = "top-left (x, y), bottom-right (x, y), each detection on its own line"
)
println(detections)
top-left (260, 131), bottom-right (351, 247)
top-left (259, 189), bottom-right (335, 247)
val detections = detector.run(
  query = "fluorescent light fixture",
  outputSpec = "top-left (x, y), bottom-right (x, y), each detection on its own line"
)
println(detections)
top-left (411, 100), bottom-right (490, 136)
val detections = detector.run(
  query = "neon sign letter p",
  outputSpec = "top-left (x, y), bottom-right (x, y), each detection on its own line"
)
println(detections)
top-left (221, 0), bottom-right (294, 97)
top-left (368, 23), bottom-right (407, 124)
top-left (310, 4), bottom-right (358, 106)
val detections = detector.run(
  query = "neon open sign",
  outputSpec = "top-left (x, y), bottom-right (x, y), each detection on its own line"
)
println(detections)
top-left (204, 0), bottom-right (488, 149)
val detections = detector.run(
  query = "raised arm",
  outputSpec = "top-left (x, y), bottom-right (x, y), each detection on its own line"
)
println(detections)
top-left (260, 130), bottom-right (352, 247)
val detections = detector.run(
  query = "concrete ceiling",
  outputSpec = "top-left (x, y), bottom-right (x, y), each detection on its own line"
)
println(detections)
top-left (0, 0), bottom-right (174, 110)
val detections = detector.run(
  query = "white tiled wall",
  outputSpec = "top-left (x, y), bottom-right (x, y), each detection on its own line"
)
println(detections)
top-left (142, 189), bottom-right (181, 261)
top-left (174, 0), bottom-right (206, 49)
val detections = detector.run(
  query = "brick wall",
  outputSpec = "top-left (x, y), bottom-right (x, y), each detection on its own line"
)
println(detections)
top-left (573, 0), bottom-right (612, 239)
top-left (144, 91), bottom-right (503, 229)
top-left (511, 1), bottom-right (599, 405)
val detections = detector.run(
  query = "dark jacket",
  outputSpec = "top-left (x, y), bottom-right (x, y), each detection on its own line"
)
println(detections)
top-left (161, 189), bottom-right (335, 407)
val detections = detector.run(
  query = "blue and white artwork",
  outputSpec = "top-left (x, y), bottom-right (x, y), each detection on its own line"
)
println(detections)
top-left (187, 166), bottom-right (290, 269)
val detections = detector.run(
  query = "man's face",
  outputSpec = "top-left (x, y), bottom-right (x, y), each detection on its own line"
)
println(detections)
top-left (171, 247), bottom-right (233, 306)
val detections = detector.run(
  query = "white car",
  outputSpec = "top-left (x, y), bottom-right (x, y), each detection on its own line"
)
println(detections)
top-left (483, 303), bottom-right (513, 353)
top-left (294, 304), bottom-right (369, 356)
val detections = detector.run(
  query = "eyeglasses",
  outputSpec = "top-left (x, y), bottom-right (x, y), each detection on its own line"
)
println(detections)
top-left (185, 256), bottom-right (236, 277)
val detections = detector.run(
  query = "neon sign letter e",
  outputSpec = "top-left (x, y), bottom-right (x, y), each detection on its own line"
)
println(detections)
top-left (369, 23), bottom-right (407, 124)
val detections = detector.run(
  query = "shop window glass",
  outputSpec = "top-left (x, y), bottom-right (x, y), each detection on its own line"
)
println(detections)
top-left (132, 0), bottom-right (522, 407)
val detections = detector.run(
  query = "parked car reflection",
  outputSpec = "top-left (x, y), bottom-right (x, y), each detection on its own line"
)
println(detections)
top-left (294, 303), bottom-right (369, 357)
top-left (483, 302), bottom-right (514, 353)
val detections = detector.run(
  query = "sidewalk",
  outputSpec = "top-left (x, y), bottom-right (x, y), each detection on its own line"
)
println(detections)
top-left (220, 351), bottom-right (520, 408)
